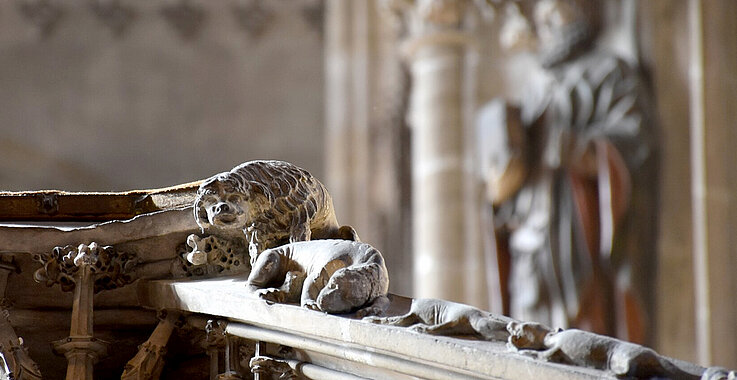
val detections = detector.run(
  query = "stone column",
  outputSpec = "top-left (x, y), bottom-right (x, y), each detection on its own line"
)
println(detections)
top-left (51, 244), bottom-right (108, 380)
top-left (34, 242), bottom-right (137, 380)
top-left (398, 0), bottom-right (486, 307)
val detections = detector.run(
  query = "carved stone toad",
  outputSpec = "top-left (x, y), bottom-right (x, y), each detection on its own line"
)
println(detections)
top-left (193, 160), bottom-right (358, 262)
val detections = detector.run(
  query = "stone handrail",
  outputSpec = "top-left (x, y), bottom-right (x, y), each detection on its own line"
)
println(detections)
top-left (137, 276), bottom-right (615, 380)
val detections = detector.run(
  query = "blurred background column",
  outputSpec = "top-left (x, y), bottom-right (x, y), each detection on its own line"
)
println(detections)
top-left (324, 0), bottom-right (413, 295)
top-left (397, 0), bottom-right (486, 307)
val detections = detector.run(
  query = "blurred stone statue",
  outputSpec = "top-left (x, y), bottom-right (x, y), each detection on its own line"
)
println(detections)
top-left (479, 0), bottom-right (656, 343)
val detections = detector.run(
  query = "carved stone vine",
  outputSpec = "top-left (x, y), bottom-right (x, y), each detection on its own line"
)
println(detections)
top-left (33, 242), bottom-right (138, 293)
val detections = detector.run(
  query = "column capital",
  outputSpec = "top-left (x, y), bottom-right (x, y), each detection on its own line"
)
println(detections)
top-left (385, 0), bottom-right (476, 59)
top-left (33, 242), bottom-right (138, 293)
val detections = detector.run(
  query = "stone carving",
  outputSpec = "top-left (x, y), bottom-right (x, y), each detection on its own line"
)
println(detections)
top-left (247, 240), bottom-right (389, 316)
top-left (364, 298), bottom-right (513, 340)
top-left (34, 193), bottom-right (58, 215)
top-left (702, 367), bottom-right (737, 380)
top-left (40, 243), bottom-right (111, 380)
top-left (507, 321), bottom-right (704, 379)
top-left (232, 0), bottom-right (274, 38)
top-left (90, 0), bottom-right (137, 37)
top-left (122, 310), bottom-right (183, 380)
top-left (486, 0), bottom-right (655, 341)
top-left (0, 310), bottom-right (43, 380)
top-left (193, 160), bottom-right (358, 263)
top-left (179, 235), bottom-right (249, 277)
top-left (33, 243), bottom-right (138, 292)
top-left (16, 0), bottom-right (64, 38)
top-left (160, 0), bottom-right (206, 40)
top-left (249, 356), bottom-right (300, 380)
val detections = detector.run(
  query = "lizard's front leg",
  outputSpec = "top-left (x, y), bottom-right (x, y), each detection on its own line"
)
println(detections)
top-left (278, 270), bottom-right (306, 303)
top-left (300, 274), bottom-right (325, 311)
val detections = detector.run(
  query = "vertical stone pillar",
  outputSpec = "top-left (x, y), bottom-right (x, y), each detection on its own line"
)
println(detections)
top-left (34, 242), bottom-right (137, 380)
top-left (51, 244), bottom-right (108, 380)
top-left (399, 0), bottom-right (486, 307)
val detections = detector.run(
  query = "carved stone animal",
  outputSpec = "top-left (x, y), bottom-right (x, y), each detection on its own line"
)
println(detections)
top-left (364, 298), bottom-right (513, 341)
top-left (194, 160), bottom-right (358, 257)
top-left (246, 240), bottom-right (390, 316)
top-left (507, 321), bottom-right (701, 379)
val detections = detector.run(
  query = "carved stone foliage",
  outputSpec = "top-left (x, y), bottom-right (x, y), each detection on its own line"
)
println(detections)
top-left (173, 234), bottom-right (249, 278)
top-left (160, 0), bottom-right (206, 40)
top-left (247, 240), bottom-right (389, 316)
top-left (232, 0), bottom-right (274, 39)
top-left (90, 0), bottom-right (137, 37)
top-left (16, 0), bottom-right (64, 38)
top-left (33, 243), bottom-right (138, 292)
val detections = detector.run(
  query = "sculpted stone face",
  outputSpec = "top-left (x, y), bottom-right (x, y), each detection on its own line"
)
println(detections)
top-left (197, 180), bottom-right (249, 229)
top-left (192, 160), bottom-right (353, 254)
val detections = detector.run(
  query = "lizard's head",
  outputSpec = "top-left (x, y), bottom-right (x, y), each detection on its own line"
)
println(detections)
top-left (317, 269), bottom-right (370, 314)
top-left (507, 321), bottom-right (553, 350)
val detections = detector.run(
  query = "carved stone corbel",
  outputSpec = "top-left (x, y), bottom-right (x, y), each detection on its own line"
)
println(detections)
top-left (121, 310), bottom-right (183, 380)
top-left (33, 243), bottom-right (137, 380)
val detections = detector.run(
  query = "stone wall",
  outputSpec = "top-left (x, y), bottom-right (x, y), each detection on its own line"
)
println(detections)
top-left (0, 0), bottom-right (325, 191)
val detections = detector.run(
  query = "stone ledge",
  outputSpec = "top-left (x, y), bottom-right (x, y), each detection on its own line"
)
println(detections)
top-left (137, 276), bottom-right (614, 380)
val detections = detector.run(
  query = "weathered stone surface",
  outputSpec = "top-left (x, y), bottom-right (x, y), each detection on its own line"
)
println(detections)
top-left (247, 239), bottom-right (390, 316)
top-left (138, 276), bottom-right (617, 380)
top-left (193, 160), bottom-right (358, 258)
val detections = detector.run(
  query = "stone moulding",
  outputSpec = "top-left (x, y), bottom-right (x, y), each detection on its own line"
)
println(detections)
top-left (137, 276), bottom-right (614, 380)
